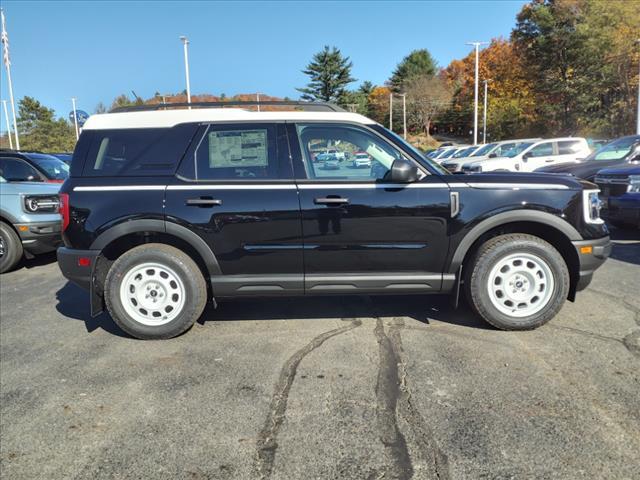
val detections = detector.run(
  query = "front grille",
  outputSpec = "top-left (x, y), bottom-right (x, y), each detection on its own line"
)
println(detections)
top-left (595, 175), bottom-right (629, 197)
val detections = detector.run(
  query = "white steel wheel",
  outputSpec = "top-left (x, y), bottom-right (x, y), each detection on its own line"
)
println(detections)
top-left (119, 262), bottom-right (186, 326)
top-left (487, 252), bottom-right (555, 318)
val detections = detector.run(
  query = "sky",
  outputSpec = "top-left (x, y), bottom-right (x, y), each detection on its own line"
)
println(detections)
top-left (0, 0), bottom-right (526, 128)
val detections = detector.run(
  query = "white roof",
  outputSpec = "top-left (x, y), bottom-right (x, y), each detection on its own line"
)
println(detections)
top-left (82, 108), bottom-right (376, 130)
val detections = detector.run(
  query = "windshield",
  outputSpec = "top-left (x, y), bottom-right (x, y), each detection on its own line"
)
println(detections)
top-left (590, 137), bottom-right (639, 161)
top-left (453, 147), bottom-right (475, 158)
top-left (27, 154), bottom-right (70, 180)
top-left (503, 142), bottom-right (533, 158)
top-left (440, 148), bottom-right (459, 159)
top-left (373, 126), bottom-right (449, 174)
top-left (471, 143), bottom-right (497, 157)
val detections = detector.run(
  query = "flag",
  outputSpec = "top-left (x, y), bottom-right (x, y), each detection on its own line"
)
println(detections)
top-left (1, 9), bottom-right (10, 67)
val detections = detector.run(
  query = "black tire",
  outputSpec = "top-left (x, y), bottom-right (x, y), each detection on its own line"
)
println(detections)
top-left (464, 233), bottom-right (569, 331)
top-left (104, 243), bottom-right (207, 340)
top-left (0, 222), bottom-right (23, 274)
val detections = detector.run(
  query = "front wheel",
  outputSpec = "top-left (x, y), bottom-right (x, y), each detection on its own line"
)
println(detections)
top-left (104, 244), bottom-right (207, 339)
top-left (0, 222), bottom-right (23, 274)
top-left (465, 234), bottom-right (569, 330)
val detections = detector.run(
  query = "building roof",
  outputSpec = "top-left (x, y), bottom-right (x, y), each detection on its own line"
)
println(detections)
top-left (82, 108), bottom-right (376, 130)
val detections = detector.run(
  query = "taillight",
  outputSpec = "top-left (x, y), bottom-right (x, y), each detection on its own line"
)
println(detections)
top-left (60, 193), bottom-right (70, 231)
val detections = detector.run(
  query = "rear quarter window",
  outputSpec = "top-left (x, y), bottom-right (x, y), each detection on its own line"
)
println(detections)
top-left (81, 124), bottom-right (199, 177)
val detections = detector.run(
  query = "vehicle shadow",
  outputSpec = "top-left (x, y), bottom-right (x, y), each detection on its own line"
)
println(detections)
top-left (609, 227), bottom-right (640, 266)
top-left (20, 251), bottom-right (58, 269)
top-left (55, 279), bottom-right (490, 337)
top-left (202, 294), bottom-right (491, 330)
top-left (55, 282), bottom-right (132, 338)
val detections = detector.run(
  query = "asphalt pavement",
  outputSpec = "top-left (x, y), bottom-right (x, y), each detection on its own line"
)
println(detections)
top-left (1, 229), bottom-right (639, 479)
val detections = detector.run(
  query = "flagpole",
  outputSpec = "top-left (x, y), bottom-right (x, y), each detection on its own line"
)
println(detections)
top-left (2, 99), bottom-right (13, 149)
top-left (1, 9), bottom-right (19, 150)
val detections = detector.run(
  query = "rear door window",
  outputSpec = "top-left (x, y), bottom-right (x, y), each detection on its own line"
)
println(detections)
top-left (82, 124), bottom-right (198, 176)
top-left (179, 123), bottom-right (291, 181)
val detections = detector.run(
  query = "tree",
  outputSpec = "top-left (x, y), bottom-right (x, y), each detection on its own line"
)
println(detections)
top-left (405, 74), bottom-right (452, 138)
top-left (297, 46), bottom-right (356, 102)
top-left (358, 81), bottom-right (375, 96)
top-left (110, 94), bottom-right (135, 111)
top-left (16, 96), bottom-right (75, 152)
top-left (94, 102), bottom-right (107, 114)
top-left (389, 49), bottom-right (437, 92)
top-left (442, 38), bottom-right (537, 140)
top-left (367, 86), bottom-right (392, 126)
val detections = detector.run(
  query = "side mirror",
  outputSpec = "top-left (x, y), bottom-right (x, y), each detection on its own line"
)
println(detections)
top-left (488, 153), bottom-right (497, 158)
top-left (523, 152), bottom-right (531, 161)
top-left (387, 158), bottom-right (419, 183)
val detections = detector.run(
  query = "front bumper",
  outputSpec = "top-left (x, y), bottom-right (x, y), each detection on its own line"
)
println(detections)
top-left (16, 221), bottom-right (62, 255)
top-left (572, 236), bottom-right (611, 292)
top-left (57, 247), bottom-right (100, 291)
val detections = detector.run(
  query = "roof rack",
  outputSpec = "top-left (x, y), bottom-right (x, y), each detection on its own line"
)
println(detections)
top-left (110, 101), bottom-right (346, 113)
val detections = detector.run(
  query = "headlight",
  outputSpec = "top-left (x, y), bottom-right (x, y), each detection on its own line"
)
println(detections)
top-left (628, 175), bottom-right (640, 193)
top-left (582, 190), bottom-right (603, 224)
top-left (23, 195), bottom-right (60, 213)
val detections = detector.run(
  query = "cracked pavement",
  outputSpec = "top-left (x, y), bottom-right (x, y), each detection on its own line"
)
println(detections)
top-left (1, 229), bottom-right (639, 479)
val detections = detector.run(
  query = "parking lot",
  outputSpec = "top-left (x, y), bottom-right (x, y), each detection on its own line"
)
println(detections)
top-left (0, 230), bottom-right (638, 479)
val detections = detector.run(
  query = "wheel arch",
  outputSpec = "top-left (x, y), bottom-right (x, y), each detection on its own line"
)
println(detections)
top-left (89, 220), bottom-right (221, 298)
top-left (450, 211), bottom-right (582, 302)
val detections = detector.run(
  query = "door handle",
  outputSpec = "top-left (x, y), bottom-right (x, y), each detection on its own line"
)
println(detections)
top-left (314, 197), bottom-right (349, 205)
top-left (186, 198), bottom-right (223, 206)
top-left (545, 159), bottom-right (554, 162)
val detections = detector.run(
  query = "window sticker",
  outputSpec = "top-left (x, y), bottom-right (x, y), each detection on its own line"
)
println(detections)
top-left (208, 130), bottom-right (268, 168)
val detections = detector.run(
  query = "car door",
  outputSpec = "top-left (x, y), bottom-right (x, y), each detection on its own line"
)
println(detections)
top-left (521, 141), bottom-right (555, 171)
top-left (165, 122), bottom-right (304, 296)
top-left (289, 122), bottom-right (451, 294)
top-left (556, 140), bottom-right (586, 163)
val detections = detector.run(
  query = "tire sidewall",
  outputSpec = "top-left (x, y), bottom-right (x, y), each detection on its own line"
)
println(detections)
top-left (470, 237), bottom-right (569, 330)
top-left (0, 222), bottom-right (23, 274)
top-left (105, 245), bottom-right (206, 339)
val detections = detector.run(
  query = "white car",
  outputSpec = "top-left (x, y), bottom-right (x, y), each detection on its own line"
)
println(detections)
top-left (442, 139), bottom-right (541, 172)
top-left (351, 152), bottom-right (372, 168)
top-left (462, 137), bottom-right (591, 173)
top-left (428, 145), bottom-right (468, 162)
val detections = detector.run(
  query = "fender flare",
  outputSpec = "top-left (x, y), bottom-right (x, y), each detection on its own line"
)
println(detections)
top-left (90, 219), bottom-right (221, 276)
top-left (447, 209), bottom-right (582, 274)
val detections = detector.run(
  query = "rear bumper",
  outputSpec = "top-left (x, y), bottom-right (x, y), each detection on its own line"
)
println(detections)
top-left (57, 247), bottom-right (99, 290)
top-left (572, 236), bottom-right (611, 292)
top-left (16, 221), bottom-right (62, 255)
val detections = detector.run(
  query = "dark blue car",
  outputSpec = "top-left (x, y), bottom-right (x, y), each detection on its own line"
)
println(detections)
top-left (594, 165), bottom-right (640, 229)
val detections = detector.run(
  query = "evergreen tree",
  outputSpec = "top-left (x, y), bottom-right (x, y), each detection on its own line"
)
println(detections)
top-left (16, 96), bottom-right (75, 152)
top-left (389, 49), bottom-right (438, 92)
top-left (297, 46), bottom-right (356, 102)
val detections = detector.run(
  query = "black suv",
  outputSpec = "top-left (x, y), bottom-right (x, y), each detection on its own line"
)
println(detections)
top-left (57, 102), bottom-right (611, 339)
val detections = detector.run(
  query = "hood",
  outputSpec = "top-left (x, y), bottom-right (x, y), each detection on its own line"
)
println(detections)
top-left (447, 171), bottom-right (588, 190)
top-left (0, 181), bottom-right (61, 195)
top-left (596, 164), bottom-right (640, 176)
top-left (534, 159), bottom-right (628, 181)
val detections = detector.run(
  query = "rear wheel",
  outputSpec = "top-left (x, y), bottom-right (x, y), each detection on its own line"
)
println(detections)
top-left (0, 222), bottom-right (23, 274)
top-left (464, 234), bottom-right (569, 330)
top-left (104, 243), bottom-right (207, 339)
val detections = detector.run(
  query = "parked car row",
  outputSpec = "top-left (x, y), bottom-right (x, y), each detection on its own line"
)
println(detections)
top-left (428, 135), bottom-right (640, 230)
top-left (0, 150), bottom-right (67, 273)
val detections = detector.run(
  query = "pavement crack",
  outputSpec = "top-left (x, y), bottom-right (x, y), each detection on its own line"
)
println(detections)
top-left (253, 318), bottom-right (362, 480)
top-left (387, 318), bottom-right (450, 480)
top-left (374, 317), bottom-right (414, 480)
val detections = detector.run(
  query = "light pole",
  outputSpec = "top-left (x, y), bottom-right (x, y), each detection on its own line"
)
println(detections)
top-left (401, 93), bottom-right (407, 139)
top-left (466, 41), bottom-right (488, 145)
top-left (257, 92), bottom-right (260, 112)
top-left (71, 97), bottom-right (79, 140)
top-left (179, 36), bottom-right (191, 105)
top-left (2, 99), bottom-right (13, 149)
top-left (482, 79), bottom-right (490, 144)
